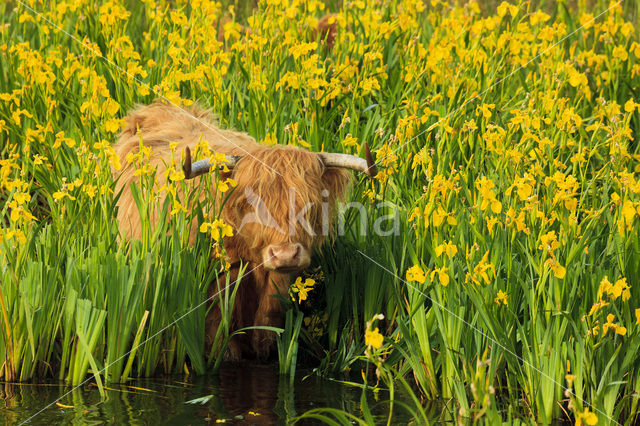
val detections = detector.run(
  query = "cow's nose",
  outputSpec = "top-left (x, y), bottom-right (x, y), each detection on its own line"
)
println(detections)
top-left (264, 243), bottom-right (309, 271)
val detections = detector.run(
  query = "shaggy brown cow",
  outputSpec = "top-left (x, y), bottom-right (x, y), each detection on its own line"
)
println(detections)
top-left (113, 101), bottom-right (376, 359)
top-left (315, 14), bottom-right (338, 50)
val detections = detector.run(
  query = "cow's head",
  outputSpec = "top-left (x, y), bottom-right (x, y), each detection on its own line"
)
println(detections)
top-left (183, 144), bottom-right (377, 273)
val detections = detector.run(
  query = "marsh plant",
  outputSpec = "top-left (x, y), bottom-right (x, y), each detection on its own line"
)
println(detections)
top-left (2, 0), bottom-right (640, 424)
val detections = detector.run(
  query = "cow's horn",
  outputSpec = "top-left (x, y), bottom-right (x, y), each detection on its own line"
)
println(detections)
top-left (183, 147), bottom-right (242, 179)
top-left (319, 142), bottom-right (378, 177)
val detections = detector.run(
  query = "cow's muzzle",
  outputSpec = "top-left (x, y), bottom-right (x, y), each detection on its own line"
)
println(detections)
top-left (263, 243), bottom-right (310, 272)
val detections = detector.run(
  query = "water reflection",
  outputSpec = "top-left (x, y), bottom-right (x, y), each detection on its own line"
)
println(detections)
top-left (0, 364), bottom-right (381, 424)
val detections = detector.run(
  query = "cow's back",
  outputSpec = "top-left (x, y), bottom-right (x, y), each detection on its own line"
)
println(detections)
top-left (112, 102), bottom-right (258, 240)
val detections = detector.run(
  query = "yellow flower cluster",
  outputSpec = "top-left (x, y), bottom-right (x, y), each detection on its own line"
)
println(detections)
top-left (537, 231), bottom-right (566, 279)
top-left (587, 276), bottom-right (633, 339)
top-left (575, 408), bottom-right (598, 426)
top-left (364, 314), bottom-right (385, 350)
top-left (405, 265), bottom-right (426, 284)
top-left (365, 326), bottom-right (384, 349)
top-left (199, 219), bottom-right (233, 241)
top-left (434, 240), bottom-right (457, 258)
top-left (494, 290), bottom-right (508, 306)
top-left (601, 314), bottom-right (627, 337)
top-left (290, 277), bottom-right (315, 304)
top-left (598, 276), bottom-right (631, 302)
top-left (466, 251), bottom-right (495, 286)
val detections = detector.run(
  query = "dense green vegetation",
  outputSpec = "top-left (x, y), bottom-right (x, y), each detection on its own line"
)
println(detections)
top-left (1, 0), bottom-right (640, 423)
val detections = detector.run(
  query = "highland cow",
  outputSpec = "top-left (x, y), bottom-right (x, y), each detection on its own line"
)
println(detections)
top-left (113, 101), bottom-right (376, 359)
top-left (315, 14), bottom-right (338, 50)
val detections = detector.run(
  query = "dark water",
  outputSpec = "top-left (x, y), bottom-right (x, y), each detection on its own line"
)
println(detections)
top-left (0, 365), bottom-right (415, 425)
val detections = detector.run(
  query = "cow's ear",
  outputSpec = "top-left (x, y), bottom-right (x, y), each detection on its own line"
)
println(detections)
top-left (322, 167), bottom-right (352, 201)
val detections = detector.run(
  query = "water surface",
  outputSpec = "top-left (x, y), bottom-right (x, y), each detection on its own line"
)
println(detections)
top-left (1, 364), bottom-right (414, 424)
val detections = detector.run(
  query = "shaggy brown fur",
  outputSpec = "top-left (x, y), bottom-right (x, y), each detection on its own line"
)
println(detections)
top-left (113, 101), bottom-right (351, 359)
top-left (315, 14), bottom-right (338, 50)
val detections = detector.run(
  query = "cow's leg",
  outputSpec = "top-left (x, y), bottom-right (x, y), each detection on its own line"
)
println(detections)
top-left (251, 271), bottom-right (290, 359)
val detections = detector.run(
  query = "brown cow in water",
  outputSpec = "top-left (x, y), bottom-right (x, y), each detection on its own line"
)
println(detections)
top-left (113, 101), bottom-right (376, 360)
